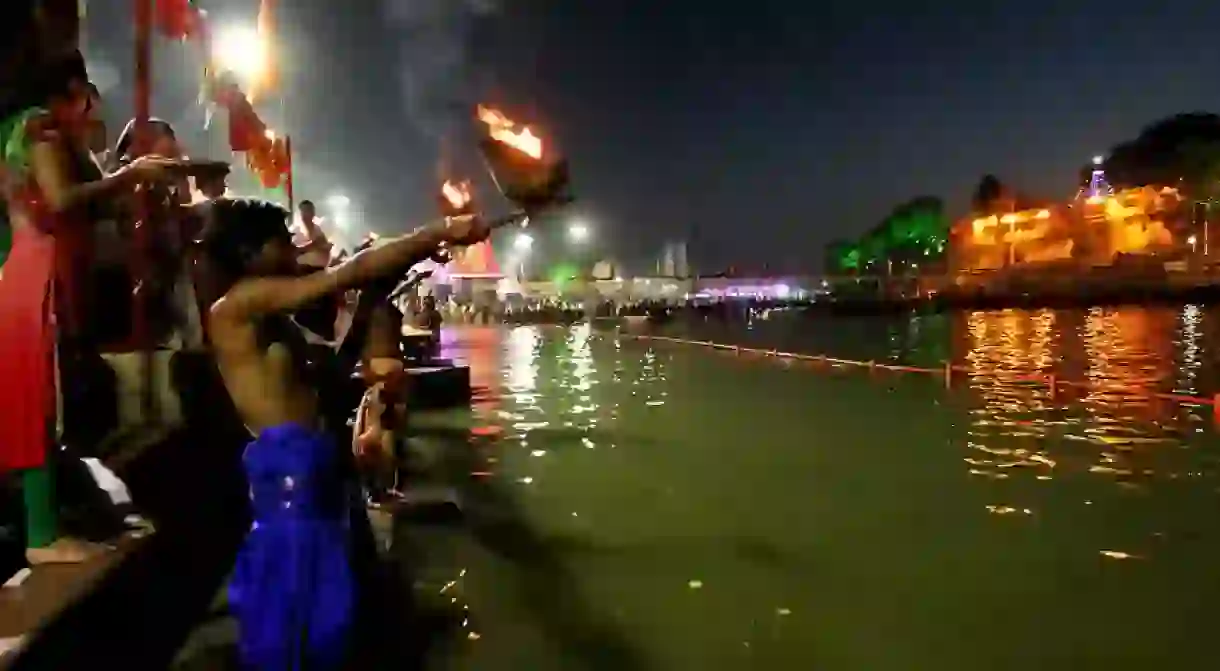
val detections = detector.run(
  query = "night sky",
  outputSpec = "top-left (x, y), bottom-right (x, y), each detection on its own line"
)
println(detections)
top-left (84, 0), bottom-right (1220, 274)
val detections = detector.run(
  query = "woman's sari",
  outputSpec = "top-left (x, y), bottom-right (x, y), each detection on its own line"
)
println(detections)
top-left (0, 108), bottom-right (60, 472)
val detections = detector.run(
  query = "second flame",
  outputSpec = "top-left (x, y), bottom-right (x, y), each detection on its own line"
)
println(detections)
top-left (442, 179), bottom-right (473, 210)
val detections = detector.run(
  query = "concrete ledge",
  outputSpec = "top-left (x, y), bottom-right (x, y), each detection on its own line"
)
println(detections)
top-left (409, 365), bottom-right (472, 409)
top-left (0, 536), bottom-right (146, 666)
top-left (2, 352), bottom-right (250, 670)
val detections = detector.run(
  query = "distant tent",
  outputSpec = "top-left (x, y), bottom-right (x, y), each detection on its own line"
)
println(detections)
top-left (449, 240), bottom-right (502, 279)
top-left (591, 259), bottom-right (615, 280)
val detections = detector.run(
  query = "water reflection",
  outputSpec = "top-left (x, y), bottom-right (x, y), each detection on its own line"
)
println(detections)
top-left (950, 307), bottom-right (1220, 495)
top-left (562, 323), bottom-right (598, 418)
top-left (664, 305), bottom-right (1220, 504)
top-left (422, 325), bottom-right (657, 668)
top-left (417, 321), bottom-right (1220, 668)
top-left (1177, 304), bottom-right (1202, 396)
top-left (957, 309), bottom-right (1058, 484)
top-left (452, 326), bottom-right (503, 417)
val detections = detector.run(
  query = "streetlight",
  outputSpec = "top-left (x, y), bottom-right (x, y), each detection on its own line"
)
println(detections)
top-left (567, 221), bottom-right (590, 244)
top-left (511, 234), bottom-right (533, 282)
top-left (326, 193), bottom-right (351, 236)
top-left (212, 25), bottom-right (269, 83)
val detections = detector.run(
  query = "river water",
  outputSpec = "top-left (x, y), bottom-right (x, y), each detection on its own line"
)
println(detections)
top-left (400, 315), bottom-right (1220, 670)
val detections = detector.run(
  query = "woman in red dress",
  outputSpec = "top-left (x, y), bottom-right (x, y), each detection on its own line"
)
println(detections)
top-left (0, 51), bottom-right (185, 564)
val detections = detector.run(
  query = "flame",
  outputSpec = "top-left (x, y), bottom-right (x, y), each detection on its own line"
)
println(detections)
top-left (442, 179), bottom-right (473, 209)
top-left (477, 105), bottom-right (543, 159)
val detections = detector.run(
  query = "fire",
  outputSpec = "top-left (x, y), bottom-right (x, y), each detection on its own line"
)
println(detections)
top-left (477, 105), bottom-right (543, 159)
top-left (441, 179), bottom-right (473, 209)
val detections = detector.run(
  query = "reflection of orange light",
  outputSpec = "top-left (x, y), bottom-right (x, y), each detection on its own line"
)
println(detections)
top-left (477, 105), bottom-right (543, 159)
top-left (463, 326), bottom-right (503, 414)
top-left (1082, 308), bottom-right (1173, 424)
top-left (441, 179), bottom-right (473, 209)
top-left (1035, 209), bottom-right (1051, 219)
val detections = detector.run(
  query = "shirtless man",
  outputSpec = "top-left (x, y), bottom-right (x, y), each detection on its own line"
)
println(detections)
top-left (197, 197), bottom-right (488, 668)
top-left (290, 199), bottom-right (342, 339)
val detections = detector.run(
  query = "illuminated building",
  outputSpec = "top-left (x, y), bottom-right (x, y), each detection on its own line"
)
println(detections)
top-left (950, 186), bottom-right (1186, 274)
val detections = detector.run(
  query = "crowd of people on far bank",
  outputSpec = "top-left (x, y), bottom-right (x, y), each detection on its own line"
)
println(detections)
top-left (0, 5), bottom-right (497, 668)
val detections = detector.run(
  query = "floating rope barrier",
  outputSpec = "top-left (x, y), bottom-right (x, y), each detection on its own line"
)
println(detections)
top-left (615, 332), bottom-right (1220, 425)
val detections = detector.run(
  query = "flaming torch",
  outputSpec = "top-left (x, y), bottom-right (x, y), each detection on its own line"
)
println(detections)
top-left (439, 179), bottom-right (474, 217)
top-left (431, 179), bottom-right (481, 264)
top-left (476, 105), bottom-right (571, 213)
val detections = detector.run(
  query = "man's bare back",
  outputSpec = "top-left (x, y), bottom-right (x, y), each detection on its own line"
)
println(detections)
top-left (198, 198), bottom-right (489, 435)
top-left (210, 313), bottom-right (320, 433)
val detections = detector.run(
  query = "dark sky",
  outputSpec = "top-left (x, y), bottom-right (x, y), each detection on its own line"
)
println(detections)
top-left (85, 0), bottom-right (1220, 274)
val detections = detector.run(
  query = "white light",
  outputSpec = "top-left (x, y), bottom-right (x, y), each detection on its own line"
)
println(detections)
top-left (514, 233), bottom-right (534, 252)
top-left (1092, 155), bottom-right (1104, 166)
top-left (326, 194), bottom-right (350, 210)
top-left (1188, 235), bottom-right (1198, 246)
top-left (568, 222), bottom-right (590, 243)
top-left (212, 26), bottom-right (268, 82)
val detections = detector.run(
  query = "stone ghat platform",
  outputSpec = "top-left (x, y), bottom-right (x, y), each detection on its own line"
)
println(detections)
top-left (407, 363), bottom-right (472, 409)
top-left (1, 345), bottom-right (473, 668)
top-left (1, 352), bottom-right (252, 669)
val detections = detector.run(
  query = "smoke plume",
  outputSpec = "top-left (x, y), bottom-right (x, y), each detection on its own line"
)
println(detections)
top-left (380, 0), bottom-right (499, 140)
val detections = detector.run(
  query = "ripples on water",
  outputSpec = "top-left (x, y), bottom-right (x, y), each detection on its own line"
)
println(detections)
top-left (954, 308), bottom-right (1220, 490)
top-left (664, 306), bottom-right (1220, 556)
top-left (419, 318), bottom-right (1220, 668)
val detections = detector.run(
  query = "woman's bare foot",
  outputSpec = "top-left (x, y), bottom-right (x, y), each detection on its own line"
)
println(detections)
top-left (25, 537), bottom-right (109, 565)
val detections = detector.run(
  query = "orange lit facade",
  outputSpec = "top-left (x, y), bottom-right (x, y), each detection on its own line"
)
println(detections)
top-left (950, 186), bottom-right (1188, 274)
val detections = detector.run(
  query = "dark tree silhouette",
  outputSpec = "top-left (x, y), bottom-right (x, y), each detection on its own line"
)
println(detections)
top-left (1104, 112), bottom-right (1220, 200)
top-left (971, 174), bottom-right (1005, 213)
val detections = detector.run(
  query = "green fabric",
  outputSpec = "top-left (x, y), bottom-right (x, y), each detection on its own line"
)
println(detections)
top-left (21, 466), bottom-right (58, 548)
top-left (0, 106), bottom-right (44, 267)
top-left (0, 106), bottom-right (43, 174)
top-left (0, 212), bottom-right (9, 269)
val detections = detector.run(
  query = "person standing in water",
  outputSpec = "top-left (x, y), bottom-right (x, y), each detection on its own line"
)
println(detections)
top-left (198, 197), bottom-right (489, 669)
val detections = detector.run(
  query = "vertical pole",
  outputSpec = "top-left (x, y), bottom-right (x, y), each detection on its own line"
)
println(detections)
top-left (1205, 208), bottom-right (1211, 261)
top-left (285, 134), bottom-right (294, 220)
top-left (78, 0), bottom-right (88, 52)
top-left (133, 0), bottom-right (156, 422)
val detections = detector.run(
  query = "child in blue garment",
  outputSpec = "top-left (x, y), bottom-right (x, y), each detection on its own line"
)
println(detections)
top-left (196, 198), bottom-right (489, 669)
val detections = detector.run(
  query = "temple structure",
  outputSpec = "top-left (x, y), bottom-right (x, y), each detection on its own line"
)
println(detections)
top-left (418, 239), bottom-right (502, 307)
top-left (950, 166), bottom-right (1187, 275)
top-left (448, 241), bottom-right (502, 279)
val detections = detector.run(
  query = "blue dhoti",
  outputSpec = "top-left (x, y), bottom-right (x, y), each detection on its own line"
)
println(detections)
top-left (229, 423), bottom-right (356, 670)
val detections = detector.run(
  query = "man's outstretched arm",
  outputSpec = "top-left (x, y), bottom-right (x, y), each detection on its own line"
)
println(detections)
top-left (212, 215), bottom-right (486, 323)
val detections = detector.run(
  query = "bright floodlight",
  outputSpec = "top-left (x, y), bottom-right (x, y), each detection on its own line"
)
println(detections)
top-left (514, 233), bottom-right (534, 252)
top-left (212, 26), bottom-right (268, 82)
top-left (326, 194), bottom-right (351, 210)
top-left (1092, 155), bottom-right (1104, 165)
top-left (567, 222), bottom-right (590, 243)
